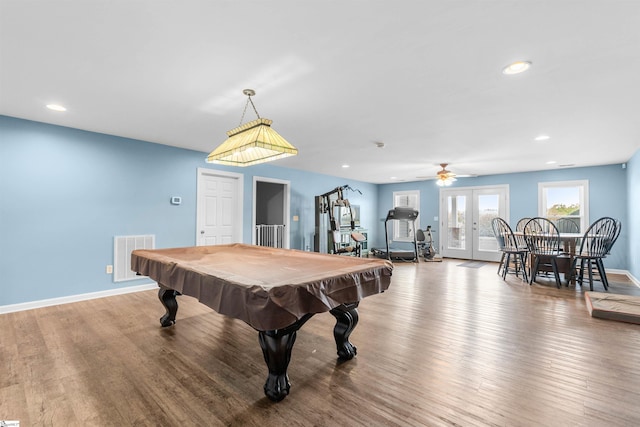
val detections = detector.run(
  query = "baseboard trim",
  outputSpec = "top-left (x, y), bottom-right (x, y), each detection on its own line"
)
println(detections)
top-left (607, 268), bottom-right (640, 288)
top-left (627, 272), bottom-right (640, 287)
top-left (0, 282), bottom-right (159, 315)
top-left (2, 268), bottom-right (638, 314)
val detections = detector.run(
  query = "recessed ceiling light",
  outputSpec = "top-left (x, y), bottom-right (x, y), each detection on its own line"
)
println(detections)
top-left (390, 176), bottom-right (397, 180)
top-left (342, 164), bottom-right (350, 168)
top-left (546, 160), bottom-right (557, 165)
top-left (502, 61), bottom-right (532, 75)
top-left (534, 135), bottom-right (550, 141)
top-left (46, 104), bottom-right (67, 112)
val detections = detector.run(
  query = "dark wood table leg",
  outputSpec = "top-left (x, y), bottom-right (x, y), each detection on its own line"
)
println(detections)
top-left (158, 287), bottom-right (180, 327)
top-left (330, 302), bottom-right (359, 360)
top-left (258, 314), bottom-right (313, 402)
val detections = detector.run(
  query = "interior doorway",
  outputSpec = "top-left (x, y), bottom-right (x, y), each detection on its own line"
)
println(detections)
top-left (196, 168), bottom-right (244, 246)
top-left (439, 185), bottom-right (508, 261)
top-left (253, 177), bottom-right (291, 249)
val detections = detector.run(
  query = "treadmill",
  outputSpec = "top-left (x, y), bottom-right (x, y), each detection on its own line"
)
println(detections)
top-left (371, 207), bottom-right (419, 262)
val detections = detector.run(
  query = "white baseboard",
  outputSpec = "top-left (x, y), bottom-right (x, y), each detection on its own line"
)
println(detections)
top-left (627, 273), bottom-right (640, 287)
top-left (607, 269), bottom-right (640, 287)
top-left (0, 282), bottom-right (159, 315)
top-left (2, 268), bottom-right (638, 315)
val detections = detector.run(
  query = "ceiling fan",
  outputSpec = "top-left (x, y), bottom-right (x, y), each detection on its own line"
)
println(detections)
top-left (415, 163), bottom-right (474, 184)
top-left (436, 163), bottom-right (457, 186)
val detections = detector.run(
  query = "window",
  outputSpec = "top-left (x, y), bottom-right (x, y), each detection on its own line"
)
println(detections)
top-left (538, 180), bottom-right (589, 232)
top-left (392, 190), bottom-right (420, 241)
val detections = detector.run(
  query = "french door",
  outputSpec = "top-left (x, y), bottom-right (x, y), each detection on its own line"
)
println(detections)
top-left (439, 185), bottom-right (508, 261)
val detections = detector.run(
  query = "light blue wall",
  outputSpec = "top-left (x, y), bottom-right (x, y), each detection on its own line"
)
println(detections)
top-left (241, 166), bottom-right (377, 252)
top-left (1, 115), bottom-right (637, 307)
top-left (0, 116), bottom-right (376, 306)
top-left (376, 164), bottom-right (630, 270)
top-left (627, 149), bottom-right (640, 280)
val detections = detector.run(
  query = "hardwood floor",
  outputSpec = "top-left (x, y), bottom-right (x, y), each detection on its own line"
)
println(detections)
top-left (2, 259), bottom-right (640, 426)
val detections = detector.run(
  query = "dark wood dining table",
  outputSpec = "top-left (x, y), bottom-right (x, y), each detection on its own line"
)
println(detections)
top-left (514, 232), bottom-right (583, 285)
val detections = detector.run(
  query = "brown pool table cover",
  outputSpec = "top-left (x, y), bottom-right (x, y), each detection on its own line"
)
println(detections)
top-left (131, 244), bottom-right (393, 330)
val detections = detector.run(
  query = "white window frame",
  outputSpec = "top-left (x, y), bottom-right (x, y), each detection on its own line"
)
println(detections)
top-left (538, 180), bottom-right (589, 232)
top-left (392, 190), bottom-right (420, 242)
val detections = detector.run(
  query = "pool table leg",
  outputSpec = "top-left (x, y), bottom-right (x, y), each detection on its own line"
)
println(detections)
top-left (158, 287), bottom-right (179, 327)
top-left (330, 302), bottom-right (359, 360)
top-left (258, 314), bottom-right (313, 402)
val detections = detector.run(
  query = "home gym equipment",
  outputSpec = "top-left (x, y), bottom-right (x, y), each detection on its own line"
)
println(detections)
top-left (417, 226), bottom-right (442, 262)
top-left (371, 207), bottom-right (419, 262)
top-left (313, 185), bottom-right (364, 256)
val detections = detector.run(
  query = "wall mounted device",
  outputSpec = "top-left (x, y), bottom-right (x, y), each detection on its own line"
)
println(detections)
top-left (170, 196), bottom-right (182, 205)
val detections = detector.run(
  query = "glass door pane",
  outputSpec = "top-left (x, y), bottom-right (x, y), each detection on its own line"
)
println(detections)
top-left (477, 194), bottom-right (499, 252)
top-left (441, 190), bottom-right (472, 259)
top-left (447, 195), bottom-right (466, 250)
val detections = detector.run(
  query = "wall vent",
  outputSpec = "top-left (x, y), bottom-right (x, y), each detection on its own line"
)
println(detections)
top-left (114, 235), bottom-right (155, 282)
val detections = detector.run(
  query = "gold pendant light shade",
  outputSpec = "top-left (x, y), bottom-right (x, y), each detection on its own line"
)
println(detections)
top-left (206, 90), bottom-right (298, 167)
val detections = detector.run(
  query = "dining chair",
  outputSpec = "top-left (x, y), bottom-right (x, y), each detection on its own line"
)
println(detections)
top-left (556, 217), bottom-right (580, 233)
top-left (523, 217), bottom-right (569, 288)
top-left (513, 217), bottom-right (532, 274)
top-left (516, 217), bottom-right (531, 233)
top-left (569, 217), bottom-right (618, 291)
top-left (491, 218), bottom-right (528, 282)
top-left (606, 219), bottom-right (622, 255)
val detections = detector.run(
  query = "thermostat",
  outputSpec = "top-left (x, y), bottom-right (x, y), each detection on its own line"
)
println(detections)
top-left (170, 196), bottom-right (182, 205)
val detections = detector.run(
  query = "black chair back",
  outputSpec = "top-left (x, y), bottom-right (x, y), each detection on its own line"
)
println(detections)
top-left (491, 218), bottom-right (517, 250)
top-left (523, 217), bottom-right (561, 255)
top-left (607, 219), bottom-right (622, 254)
top-left (516, 217), bottom-right (531, 232)
top-left (578, 217), bottom-right (618, 258)
top-left (514, 218), bottom-right (531, 249)
top-left (556, 218), bottom-right (580, 233)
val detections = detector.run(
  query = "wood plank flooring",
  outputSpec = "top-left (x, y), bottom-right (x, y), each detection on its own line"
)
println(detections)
top-left (2, 259), bottom-right (640, 426)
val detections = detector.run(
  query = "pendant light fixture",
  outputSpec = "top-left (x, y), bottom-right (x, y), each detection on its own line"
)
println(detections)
top-left (206, 89), bottom-right (298, 167)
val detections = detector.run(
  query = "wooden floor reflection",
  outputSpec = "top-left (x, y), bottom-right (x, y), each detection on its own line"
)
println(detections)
top-left (2, 259), bottom-right (639, 426)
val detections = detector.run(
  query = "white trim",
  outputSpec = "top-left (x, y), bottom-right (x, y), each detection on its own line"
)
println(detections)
top-left (2, 270), bottom-right (636, 315)
top-left (252, 176), bottom-right (291, 248)
top-left (538, 179), bottom-right (589, 231)
top-left (392, 190), bottom-right (420, 241)
top-left (0, 283), bottom-right (159, 315)
top-left (607, 268), bottom-right (640, 288)
top-left (438, 184), bottom-right (509, 261)
top-left (196, 167), bottom-right (244, 245)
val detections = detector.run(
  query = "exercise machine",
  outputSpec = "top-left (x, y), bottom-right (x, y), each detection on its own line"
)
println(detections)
top-left (371, 207), bottom-right (419, 262)
top-left (417, 226), bottom-right (442, 262)
top-left (313, 185), bottom-right (365, 256)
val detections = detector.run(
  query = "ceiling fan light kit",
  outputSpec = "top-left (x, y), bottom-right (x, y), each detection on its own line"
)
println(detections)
top-left (436, 163), bottom-right (457, 186)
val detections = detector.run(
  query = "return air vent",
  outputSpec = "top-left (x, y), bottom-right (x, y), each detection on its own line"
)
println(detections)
top-left (114, 235), bottom-right (155, 282)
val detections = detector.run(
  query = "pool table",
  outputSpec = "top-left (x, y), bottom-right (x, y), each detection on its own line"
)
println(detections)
top-left (131, 243), bottom-right (393, 401)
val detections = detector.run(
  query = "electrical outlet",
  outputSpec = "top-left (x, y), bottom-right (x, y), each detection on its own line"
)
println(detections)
top-left (106, 265), bottom-right (113, 274)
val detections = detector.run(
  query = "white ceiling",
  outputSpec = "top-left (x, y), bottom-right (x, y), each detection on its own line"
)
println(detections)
top-left (2, 1), bottom-right (639, 184)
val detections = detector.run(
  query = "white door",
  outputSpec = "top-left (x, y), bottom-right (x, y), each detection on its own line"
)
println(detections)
top-left (439, 185), bottom-right (508, 261)
top-left (196, 168), bottom-right (243, 246)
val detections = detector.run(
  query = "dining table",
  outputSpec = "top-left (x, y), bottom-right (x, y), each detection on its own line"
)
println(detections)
top-left (514, 231), bottom-right (583, 285)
